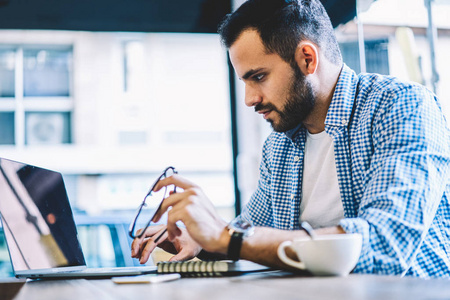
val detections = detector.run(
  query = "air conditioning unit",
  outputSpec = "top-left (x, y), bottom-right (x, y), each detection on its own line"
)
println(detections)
top-left (26, 113), bottom-right (65, 145)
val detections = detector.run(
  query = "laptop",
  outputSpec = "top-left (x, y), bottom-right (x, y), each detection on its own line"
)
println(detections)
top-left (0, 157), bottom-right (157, 279)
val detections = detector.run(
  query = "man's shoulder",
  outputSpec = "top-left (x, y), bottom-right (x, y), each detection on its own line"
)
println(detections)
top-left (330, 66), bottom-right (434, 121)
top-left (357, 72), bottom-right (433, 100)
top-left (353, 73), bottom-right (445, 136)
top-left (354, 73), bottom-right (438, 118)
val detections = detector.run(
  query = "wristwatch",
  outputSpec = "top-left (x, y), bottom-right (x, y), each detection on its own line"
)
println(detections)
top-left (226, 216), bottom-right (254, 261)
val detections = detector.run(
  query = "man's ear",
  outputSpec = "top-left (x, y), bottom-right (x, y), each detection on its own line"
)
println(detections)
top-left (294, 42), bottom-right (319, 75)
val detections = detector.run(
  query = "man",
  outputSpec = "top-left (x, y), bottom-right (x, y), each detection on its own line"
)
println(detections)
top-left (131, 0), bottom-right (450, 278)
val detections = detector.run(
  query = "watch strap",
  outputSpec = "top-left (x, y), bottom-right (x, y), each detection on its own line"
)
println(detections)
top-left (227, 231), bottom-right (244, 261)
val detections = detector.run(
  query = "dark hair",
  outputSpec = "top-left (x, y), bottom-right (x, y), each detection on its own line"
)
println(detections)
top-left (218, 0), bottom-right (342, 66)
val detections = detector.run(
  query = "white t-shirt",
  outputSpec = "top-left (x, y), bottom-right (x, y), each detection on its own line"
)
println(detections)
top-left (300, 130), bottom-right (344, 228)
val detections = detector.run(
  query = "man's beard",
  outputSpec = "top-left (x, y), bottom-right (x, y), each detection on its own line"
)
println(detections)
top-left (255, 66), bottom-right (315, 132)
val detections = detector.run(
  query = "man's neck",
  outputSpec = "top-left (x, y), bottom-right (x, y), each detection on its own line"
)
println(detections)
top-left (303, 63), bottom-right (342, 134)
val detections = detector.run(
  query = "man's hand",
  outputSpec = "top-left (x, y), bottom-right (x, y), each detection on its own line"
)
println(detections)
top-left (131, 224), bottom-right (202, 264)
top-left (152, 174), bottom-right (229, 254)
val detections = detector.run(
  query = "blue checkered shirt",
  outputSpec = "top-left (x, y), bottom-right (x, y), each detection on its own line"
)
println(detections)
top-left (241, 64), bottom-right (450, 278)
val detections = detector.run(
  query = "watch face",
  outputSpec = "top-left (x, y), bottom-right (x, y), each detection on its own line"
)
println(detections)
top-left (229, 216), bottom-right (254, 236)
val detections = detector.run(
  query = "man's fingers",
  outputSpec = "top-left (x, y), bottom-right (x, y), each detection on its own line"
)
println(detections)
top-left (131, 236), bottom-right (146, 257)
top-left (131, 225), bottom-right (160, 256)
top-left (138, 228), bottom-right (169, 264)
top-left (165, 206), bottom-right (185, 241)
top-left (154, 174), bottom-right (197, 192)
top-left (167, 224), bottom-right (182, 242)
top-left (131, 225), bottom-right (167, 259)
top-left (152, 191), bottom-right (187, 222)
top-left (138, 240), bottom-right (156, 264)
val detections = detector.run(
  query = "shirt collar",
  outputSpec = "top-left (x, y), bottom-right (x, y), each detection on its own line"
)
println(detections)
top-left (285, 123), bottom-right (303, 140)
top-left (324, 64), bottom-right (359, 128)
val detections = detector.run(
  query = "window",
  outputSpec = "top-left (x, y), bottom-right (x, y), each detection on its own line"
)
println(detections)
top-left (0, 49), bottom-right (15, 97)
top-left (339, 39), bottom-right (390, 75)
top-left (0, 112), bottom-right (14, 145)
top-left (0, 46), bottom-right (73, 145)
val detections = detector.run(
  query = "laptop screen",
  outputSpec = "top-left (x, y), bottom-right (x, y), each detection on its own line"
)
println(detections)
top-left (0, 158), bottom-right (85, 272)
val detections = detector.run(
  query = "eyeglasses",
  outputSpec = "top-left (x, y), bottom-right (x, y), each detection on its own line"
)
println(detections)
top-left (128, 166), bottom-right (178, 239)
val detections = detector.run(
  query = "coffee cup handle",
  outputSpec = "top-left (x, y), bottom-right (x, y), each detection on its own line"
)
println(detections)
top-left (277, 241), bottom-right (306, 270)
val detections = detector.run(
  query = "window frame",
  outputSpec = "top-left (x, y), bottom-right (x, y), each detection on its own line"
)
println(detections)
top-left (0, 44), bottom-right (74, 146)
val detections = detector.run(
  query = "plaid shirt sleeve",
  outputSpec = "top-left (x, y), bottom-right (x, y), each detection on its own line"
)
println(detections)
top-left (339, 81), bottom-right (450, 278)
top-left (241, 136), bottom-right (275, 227)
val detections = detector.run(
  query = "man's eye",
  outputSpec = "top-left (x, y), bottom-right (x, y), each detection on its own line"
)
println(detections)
top-left (254, 74), bottom-right (265, 81)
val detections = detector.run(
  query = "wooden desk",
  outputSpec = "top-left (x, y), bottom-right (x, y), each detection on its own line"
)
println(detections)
top-left (5, 271), bottom-right (450, 300)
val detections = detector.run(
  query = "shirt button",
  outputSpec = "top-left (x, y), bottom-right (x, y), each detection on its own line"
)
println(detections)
top-left (290, 194), bottom-right (295, 200)
top-left (294, 156), bottom-right (300, 162)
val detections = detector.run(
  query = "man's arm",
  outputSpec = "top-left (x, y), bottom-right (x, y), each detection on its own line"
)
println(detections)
top-left (141, 174), bottom-right (346, 269)
top-left (237, 225), bottom-right (345, 268)
top-left (196, 223), bottom-right (345, 268)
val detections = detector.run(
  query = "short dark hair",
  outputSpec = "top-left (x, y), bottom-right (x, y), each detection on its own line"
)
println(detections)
top-left (218, 0), bottom-right (342, 66)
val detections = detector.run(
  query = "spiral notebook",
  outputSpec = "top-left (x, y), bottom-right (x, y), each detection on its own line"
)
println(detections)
top-left (156, 260), bottom-right (271, 277)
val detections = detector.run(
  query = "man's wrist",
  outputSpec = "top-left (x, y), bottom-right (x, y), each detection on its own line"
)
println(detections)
top-left (225, 217), bottom-right (254, 261)
top-left (203, 225), bottom-right (232, 255)
top-left (217, 226), bottom-right (232, 254)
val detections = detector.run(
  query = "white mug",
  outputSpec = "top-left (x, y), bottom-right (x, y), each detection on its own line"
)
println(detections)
top-left (277, 233), bottom-right (362, 276)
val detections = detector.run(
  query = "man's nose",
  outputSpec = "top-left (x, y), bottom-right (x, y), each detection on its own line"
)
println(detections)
top-left (244, 85), bottom-right (262, 107)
